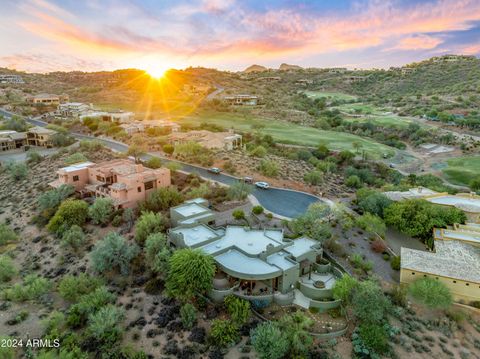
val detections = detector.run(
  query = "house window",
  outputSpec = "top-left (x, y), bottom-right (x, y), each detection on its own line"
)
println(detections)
top-left (73, 175), bottom-right (79, 182)
top-left (453, 280), bottom-right (457, 283)
top-left (145, 181), bottom-right (154, 190)
top-left (466, 283), bottom-right (469, 286)
top-left (137, 187), bottom-right (142, 192)
top-left (411, 272), bottom-right (415, 275)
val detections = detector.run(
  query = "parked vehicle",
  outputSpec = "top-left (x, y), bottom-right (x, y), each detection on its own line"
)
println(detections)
top-left (208, 167), bottom-right (221, 174)
top-left (255, 181), bottom-right (270, 189)
top-left (243, 176), bottom-right (253, 184)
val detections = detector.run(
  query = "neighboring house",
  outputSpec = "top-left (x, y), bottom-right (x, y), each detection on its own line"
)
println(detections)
top-left (168, 130), bottom-right (242, 150)
top-left (57, 102), bottom-right (92, 118)
top-left (119, 123), bottom-right (144, 135)
top-left (223, 94), bottom-right (258, 106)
top-left (28, 93), bottom-right (69, 105)
top-left (0, 130), bottom-right (26, 151)
top-left (49, 159), bottom-right (171, 209)
top-left (100, 111), bottom-right (135, 123)
top-left (26, 126), bottom-right (56, 148)
top-left (384, 187), bottom-right (480, 222)
top-left (257, 76), bottom-right (282, 82)
top-left (345, 76), bottom-right (367, 83)
top-left (168, 199), bottom-right (344, 309)
top-left (328, 68), bottom-right (347, 74)
top-left (141, 120), bottom-right (180, 133)
top-left (0, 74), bottom-right (24, 84)
top-left (296, 79), bottom-right (313, 85)
top-left (400, 224), bottom-right (480, 304)
top-left (400, 67), bottom-right (415, 75)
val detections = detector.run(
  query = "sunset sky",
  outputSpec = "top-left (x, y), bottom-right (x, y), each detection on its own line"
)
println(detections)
top-left (1, 0), bottom-right (479, 73)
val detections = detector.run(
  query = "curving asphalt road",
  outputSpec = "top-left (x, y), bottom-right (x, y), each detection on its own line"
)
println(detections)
top-left (1, 109), bottom-right (321, 218)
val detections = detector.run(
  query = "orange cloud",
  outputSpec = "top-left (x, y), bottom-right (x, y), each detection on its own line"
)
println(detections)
top-left (388, 35), bottom-right (443, 51)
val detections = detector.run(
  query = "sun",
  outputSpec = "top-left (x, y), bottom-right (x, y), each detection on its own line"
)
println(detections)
top-left (144, 66), bottom-right (168, 80)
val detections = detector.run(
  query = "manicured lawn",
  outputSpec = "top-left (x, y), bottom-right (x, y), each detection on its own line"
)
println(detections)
top-left (304, 91), bottom-right (357, 101)
top-left (179, 111), bottom-right (397, 159)
top-left (344, 115), bottom-right (414, 129)
top-left (441, 156), bottom-right (480, 186)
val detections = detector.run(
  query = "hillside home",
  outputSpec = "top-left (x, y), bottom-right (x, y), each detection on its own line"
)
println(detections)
top-left (296, 79), bottom-right (313, 85)
top-left (168, 130), bottom-right (242, 150)
top-left (57, 102), bottom-right (92, 118)
top-left (345, 76), bottom-right (367, 83)
top-left (49, 159), bottom-right (171, 208)
top-left (0, 131), bottom-right (26, 151)
top-left (257, 76), bottom-right (282, 82)
top-left (168, 199), bottom-right (344, 309)
top-left (400, 224), bottom-right (480, 304)
top-left (141, 120), bottom-right (180, 133)
top-left (100, 111), bottom-right (135, 123)
top-left (26, 126), bottom-right (56, 148)
top-left (328, 68), bottom-right (347, 74)
top-left (0, 74), bottom-right (24, 84)
top-left (223, 94), bottom-right (258, 106)
top-left (28, 93), bottom-right (69, 105)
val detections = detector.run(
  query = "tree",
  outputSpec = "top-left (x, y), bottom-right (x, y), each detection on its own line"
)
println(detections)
top-left (165, 161), bottom-right (182, 173)
top-left (251, 205), bottom-right (264, 215)
top-left (227, 181), bottom-right (253, 201)
top-left (0, 255), bottom-right (17, 283)
top-left (250, 322), bottom-right (288, 359)
top-left (232, 209), bottom-right (245, 220)
top-left (258, 159), bottom-right (279, 177)
top-left (166, 248), bottom-right (215, 301)
top-left (47, 199), bottom-right (89, 234)
top-left (0, 224), bottom-right (18, 245)
top-left (127, 143), bottom-right (146, 163)
top-left (61, 225), bottom-right (87, 250)
top-left (356, 188), bottom-right (392, 218)
top-left (224, 295), bottom-right (250, 326)
top-left (135, 212), bottom-right (168, 244)
top-left (352, 141), bottom-right (363, 154)
top-left (352, 280), bottom-right (391, 325)
top-left (3, 275), bottom-right (51, 302)
top-left (58, 274), bottom-right (103, 302)
top-left (26, 150), bottom-right (43, 164)
top-left (312, 144), bottom-right (329, 159)
top-left (358, 323), bottom-right (389, 354)
top-left (187, 183), bottom-right (211, 199)
top-left (470, 178), bottom-right (480, 192)
top-left (332, 275), bottom-right (359, 305)
top-left (145, 157), bottom-right (162, 169)
top-left (141, 186), bottom-right (184, 212)
top-left (144, 233), bottom-right (171, 274)
top-left (356, 213), bottom-right (386, 237)
top-left (408, 277), bottom-right (452, 309)
top-left (289, 203), bottom-right (332, 243)
top-left (91, 232), bottom-right (140, 275)
top-left (304, 170), bottom-right (323, 185)
top-left (37, 184), bottom-right (75, 219)
top-left (6, 162), bottom-right (28, 180)
top-left (163, 144), bottom-right (174, 155)
top-left (209, 319), bottom-right (239, 347)
top-left (180, 303), bottom-right (197, 329)
top-left (249, 145), bottom-right (267, 158)
top-left (89, 198), bottom-right (114, 225)
top-left (345, 175), bottom-right (362, 188)
top-left (278, 312), bottom-right (314, 355)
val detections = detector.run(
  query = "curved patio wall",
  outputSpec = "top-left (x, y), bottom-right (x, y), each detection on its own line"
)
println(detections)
top-left (273, 291), bottom-right (295, 306)
top-left (308, 298), bottom-right (342, 311)
top-left (209, 284), bottom-right (240, 302)
top-left (233, 292), bottom-right (274, 305)
top-left (298, 282), bottom-right (333, 300)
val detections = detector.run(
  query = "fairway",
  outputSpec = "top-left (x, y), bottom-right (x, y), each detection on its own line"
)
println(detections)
top-left (179, 112), bottom-right (397, 159)
top-left (304, 91), bottom-right (357, 101)
top-left (441, 156), bottom-right (480, 186)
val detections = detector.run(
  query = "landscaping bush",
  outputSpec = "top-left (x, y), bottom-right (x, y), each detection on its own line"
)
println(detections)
top-left (67, 286), bottom-right (116, 328)
top-left (91, 232), bottom-right (140, 275)
top-left (224, 295), bottom-right (250, 326)
top-left (209, 319), bottom-right (239, 347)
top-left (166, 248), bottom-right (215, 301)
top-left (249, 145), bottom-right (267, 158)
top-left (87, 305), bottom-right (125, 347)
top-left (358, 323), bottom-right (389, 354)
top-left (0, 255), bottom-right (17, 283)
top-left (61, 225), bottom-right (87, 250)
top-left (0, 224), bottom-right (18, 245)
top-left (370, 238), bottom-right (387, 253)
top-left (47, 199), bottom-right (89, 234)
top-left (232, 209), bottom-right (245, 220)
top-left (345, 175), bottom-right (362, 188)
top-left (180, 303), bottom-right (197, 329)
top-left (37, 184), bottom-right (75, 219)
top-left (304, 170), bottom-right (323, 185)
top-left (390, 256), bottom-right (401, 270)
top-left (356, 188), bottom-right (392, 218)
top-left (64, 153), bottom-right (88, 165)
top-left (258, 159), bottom-right (279, 177)
top-left (163, 144), bottom-right (174, 155)
top-left (58, 274), bottom-right (103, 302)
top-left (145, 157), bottom-right (162, 169)
top-left (408, 277), bottom-right (452, 309)
top-left (89, 198), bottom-right (114, 225)
top-left (144, 233), bottom-right (171, 274)
top-left (356, 213), bottom-right (386, 237)
top-left (250, 322), bottom-right (288, 359)
top-left (227, 181), bottom-right (253, 201)
top-left (26, 150), bottom-right (43, 164)
top-left (352, 280), bottom-right (391, 325)
top-left (3, 275), bottom-right (51, 302)
top-left (135, 211), bottom-right (168, 244)
top-left (332, 275), bottom-right (359, 304)
top-left (278, 312), bottom-right (314, 356)
top-left (141, 186), bottom-right (184, 212)
top-left (251, 205), bottom-right (264, 215)
top-left (6, 162), bottom-right (28, 180)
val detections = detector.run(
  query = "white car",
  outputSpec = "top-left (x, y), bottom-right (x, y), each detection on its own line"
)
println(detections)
top-left (255, 181), bottom-right (270, 189)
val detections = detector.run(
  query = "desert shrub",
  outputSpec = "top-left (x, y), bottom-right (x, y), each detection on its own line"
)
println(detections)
top-left (304, 170), bottom-right (323, 185)
top-left (252, 205), bottom-right (264, 215)
top-left (51, 133), bottom-right (75, 147)
top-left (352, 280), bottom-right (391, 325)
top-left (356, 188), bottom-right (393, 218)
top-left (180, 303), bottom-right (197, 329)
top-left (345, 175), bottom-right (362, 188)
top-left (166, 248), bottom-right (215, 301)
top-left (67, 286), bottom-right (116, 328)
top-left (224, 295), bottom-right (250, 326)
top-left (89, 198), bottom-right (114, 225)
top-left (91, 232), bottom-right (140, 275)
top-left (87, 305), bottom-right (125, 347)
top-left (61, 225), bottom-right (87, 250)
top-left (0, 336), bottom-right (15, 359)
top-left (58, 274), bottom-right (103, 302)
top-left (6, 162), bottom-right (27, 181)
top-left (141, 186), bottom-right (184, 212)
top-left (278, 312), bottom-right (314, 355)
top-left (356, 213), bottom-right (386, 237)
top-left (250, 321), bottom-right (288, 359)
top-left (390, 256), bottom-right (401, 270)
top-left (135, 211), bottom-right (168, 244)
top-left (144, 233), bottom-right (171, 274)
top-left (209, 319), bottom-right (239, 347)
top-left (258, 159), bottom-right (279, 177)
top-left (3, 275), bottom-right (51, 302)
top-left (408, 277), bottom-right (452, 309)
top-left (26, 150), bottom-right (43, 164)
top-left (358, 323), bottom-right (389, 354)
top-left (47, 199), bottom-right (88, 234)
top-left (64, 153), bottom-right (88, 165)
top-left (249, 145), bottom-right (268, 158)
top-left (350, 253), bottom-right (373, 272)
top-left (0, 224), bottom-right (18, 245)
top-left (145, 157), bottom-right (162, 169)
top-left (37, 184), bottom-right (75, 218)
top-left (370, 238), bottom-right (387, 253)
top-left (79, 140), bottom-right (103, 153)
top-left (0, 255), bottom-right (17, 283)
top-left (227, 181), bottom-right (253, 201)
top-left (332, 275), bottom-right (359, 304)
top-left (163, 144), bottom-right (174, 155)
top-left (186, 183), bottom-right (211, 199)
top-left (389, 285), bottom-right (408, 307)
top-left (232, 209), bottom-right (245, 220)
top-left (35, 347), bottom-right (88, 359)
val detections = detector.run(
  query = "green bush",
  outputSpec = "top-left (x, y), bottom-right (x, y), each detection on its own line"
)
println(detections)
top-left (135, 211), bottom-right (168, 244)
top-left (37, 184), bottom-right (75, 219)
top-left (58, 274), bottom-right (103, 302)
top-left (26, 150), bottom-right (43, 164)
top-left (332, 275), bottom-right (359, 304)
top-left (0, 224), bottom-right (18, 245)
top-left (61, 225), bottom-right (87, 250)
top-left (89, 198), bottom-right (114, 225)
top-left (64, 153), bottom-right (88, 165)
top-left (47, 199), bottom-right (88, 234)
top-left (232, 209), bottom-right (245, 220)
top-left (258, 159), bottom-right (279, 177)
top-left (209, 319), bottom-right (239, 347)
top-left (390, 256), bottom-right (401, 270)
top-left (227, 181), bottom-right (253, 201)
top-left (278, 312), bottom-right (314, 355)
top-left (145, 157), bottom-right (162, 169)
top-left (141, 186), bottom-right (184, 212)
top-left (356, 213), bottom-right (386, 237)
top-left (224, 295), bottom-right (250, 326)
top-left (180, 303), bottom-right (197, 329)
top-left (249, 145), bottom-right (267, 158)
top-left (91, 232), bottom-right (140, 275)
top-left (3, 275), bottom-right (51, 302)
top-left (250, 322), bottom-right (288, 359)
top-left (67, 286), bottom-right (116, 328)
top-left (352, 280), bottom-right (391, 325)
top-left (0, 256), bottom-right (17, 283)
top-left (6, 162), bottom-right (28, 180)
top-left (87, 305), bottom-right (125, 347)
top-left (358, 323), bottom-right (389, 354)
top-left (408, 277), bottom-right (452, 309)
top-left (0, 336), bottom-right (15, 359)
top-left (345, 175), bottom-right (362, 188)
top-left (304, 170), bottom-right (323, 185)
top-left (163, 144), bottom-right (174, 155)
top-left (166, 248), bottom-right (215, 301)
top-left (252, 205), bottom-right (264, 215)
top-left (144, 233), bottom-right (171, 274)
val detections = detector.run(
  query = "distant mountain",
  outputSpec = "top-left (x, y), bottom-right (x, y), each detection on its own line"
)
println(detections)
top-left (279, 63), bottom-right (302, 71)
top-left (243, 64), bottom-right (268, 73)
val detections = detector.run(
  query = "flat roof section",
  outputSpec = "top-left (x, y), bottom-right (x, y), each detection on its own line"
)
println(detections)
top-left (61, 162), bottom-right (95, 173)
top-left (440, 229), bottom-right (480, 245)
top-left (171, 225), bottom-right (219, 247)
top-left (174, 203), bottom-right (209, 217)
top-left (284, 237), bottom-right (318, 258)
top-left (267, 251), bottom-right (297, 271)
top-left (216, 249), bottom-right (282, 279)
top-left (427, 195), bottom-right (480, 213)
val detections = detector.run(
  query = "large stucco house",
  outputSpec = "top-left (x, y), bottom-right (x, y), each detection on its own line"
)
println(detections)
top-left (167, 199), bottom-right (344, 310)
top-left (49, 159), bottom-right (171, 208)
